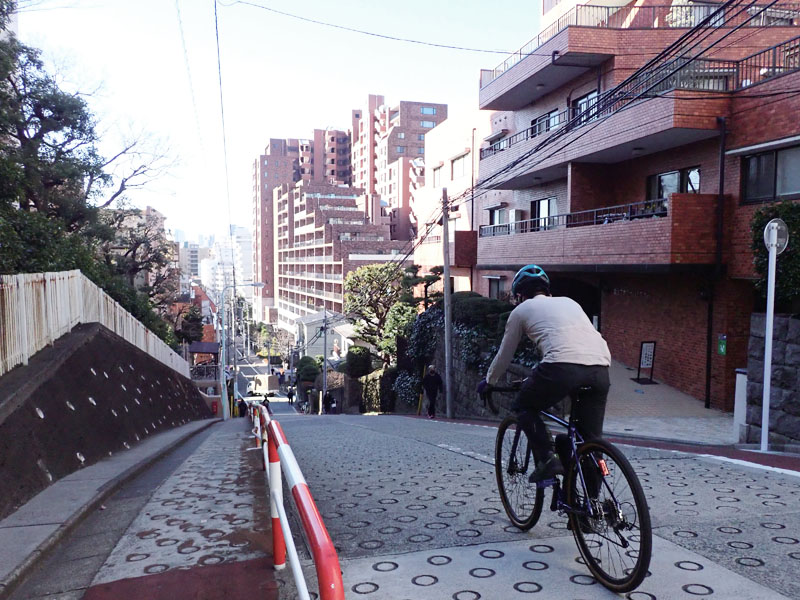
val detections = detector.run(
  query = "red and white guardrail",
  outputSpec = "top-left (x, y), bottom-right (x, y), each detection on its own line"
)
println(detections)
top-left (251, 403), bottom-right (344, 600)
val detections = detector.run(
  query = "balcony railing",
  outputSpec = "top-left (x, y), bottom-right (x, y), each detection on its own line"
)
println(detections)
top-left (481, 33), bottom-right (800, 161)
top-left (479, 198), bottom-right (668, 237)
top-left (481, 108), bottom-right (570, 159)
top-left (482, 3), bottom-right (800, 87)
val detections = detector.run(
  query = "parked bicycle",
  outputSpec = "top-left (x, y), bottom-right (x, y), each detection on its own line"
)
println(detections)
top-left (484, 383), bottom-right (652, 593)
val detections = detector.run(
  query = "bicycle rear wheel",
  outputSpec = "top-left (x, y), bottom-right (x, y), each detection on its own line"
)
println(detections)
top-left (495, 416), bottom-right (544, 530)
top-left (565, 439), bottom-right (652, 593)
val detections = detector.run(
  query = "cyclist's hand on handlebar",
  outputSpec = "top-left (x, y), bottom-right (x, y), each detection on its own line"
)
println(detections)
top-left (476, 378), bottom-right (491, 395)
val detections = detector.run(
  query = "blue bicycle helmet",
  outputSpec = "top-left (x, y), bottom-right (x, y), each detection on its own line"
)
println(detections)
top-left (511, 264), bottom-right (550, 297)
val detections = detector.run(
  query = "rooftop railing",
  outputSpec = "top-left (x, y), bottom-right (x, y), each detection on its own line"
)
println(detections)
top-left (483, 3), bottom-right (800, 87)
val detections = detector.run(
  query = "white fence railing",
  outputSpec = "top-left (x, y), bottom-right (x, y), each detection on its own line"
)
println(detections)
top-left (0, 270), bottom-right (190, 378)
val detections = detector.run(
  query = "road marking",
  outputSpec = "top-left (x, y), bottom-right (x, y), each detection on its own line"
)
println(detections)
top-left (436, 443), bottom-right (494, 465)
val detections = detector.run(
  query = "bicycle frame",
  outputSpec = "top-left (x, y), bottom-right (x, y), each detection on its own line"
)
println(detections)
top-left (496, 387), bottom-right (610, 522)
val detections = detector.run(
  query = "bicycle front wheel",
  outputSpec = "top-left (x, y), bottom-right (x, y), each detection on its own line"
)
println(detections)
top-left (495, 416), bottom-right (544, 531)
top-left (565, 439), bottom-right (652, 593)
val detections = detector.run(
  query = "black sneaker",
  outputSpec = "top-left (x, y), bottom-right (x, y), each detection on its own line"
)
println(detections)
top-left (528, 454), bottom-right (565, 483)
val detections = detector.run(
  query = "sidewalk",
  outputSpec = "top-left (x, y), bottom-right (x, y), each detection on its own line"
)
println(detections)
top-left (0, 419), bottom-right (217, 599)
top-left (602, 360), bottom-right (737, 446)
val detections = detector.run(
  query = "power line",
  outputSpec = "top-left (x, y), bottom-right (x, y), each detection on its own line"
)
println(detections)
top-left (175, 0), bottom-right (207, 164)
top-left (220, 0), bottom-right (513, 54)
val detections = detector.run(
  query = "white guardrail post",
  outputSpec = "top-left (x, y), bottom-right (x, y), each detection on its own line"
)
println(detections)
top-left (253, 405), bottom-right (344, 600)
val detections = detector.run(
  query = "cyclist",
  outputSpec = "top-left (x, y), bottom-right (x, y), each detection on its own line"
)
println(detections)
top-left (477, 264), bottom-right (611, 483)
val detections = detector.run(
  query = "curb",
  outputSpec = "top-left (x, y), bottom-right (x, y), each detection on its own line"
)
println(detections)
top-left (0, 418), bottom-right (221, 600)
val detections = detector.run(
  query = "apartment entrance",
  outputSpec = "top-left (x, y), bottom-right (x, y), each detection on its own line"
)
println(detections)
top-left (551, 277), bottom-right (602, 329)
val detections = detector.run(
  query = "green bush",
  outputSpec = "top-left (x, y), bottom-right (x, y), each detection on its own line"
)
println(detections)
top-left (344, 346), bottom-right (373, 378)
top-left (393, 370), bottom-right (421, 407)
top-left (751, 200), bottom-right (800, 311)
top-left (296, 356), bottom-right (320, 382)
top-left (451, 293), bottom-right (513, 329)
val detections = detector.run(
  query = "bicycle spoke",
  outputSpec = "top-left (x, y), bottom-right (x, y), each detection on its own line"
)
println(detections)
top-left (567, 440), bottom-right (652, 593)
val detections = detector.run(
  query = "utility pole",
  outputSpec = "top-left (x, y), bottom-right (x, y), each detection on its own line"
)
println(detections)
top-left (322, 310), bottom-right (328, 415)
top-left (232, 297), bottom-right (240, 406)
top-left (441, 188), bottom-right (454, 419)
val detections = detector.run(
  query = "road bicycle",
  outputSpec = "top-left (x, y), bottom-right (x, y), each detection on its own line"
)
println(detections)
top-left (484, 383), bottom-right (652, 593)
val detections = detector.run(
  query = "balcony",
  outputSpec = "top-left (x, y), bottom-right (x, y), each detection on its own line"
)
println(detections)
top-left (414, 230), bottom-right (477, 269)
top-left (477, 194), bottom-right (717, 269)
top-left (479, 91), bottom-right (728, 188)
top-left (479, 4), bottom-right (800, 110)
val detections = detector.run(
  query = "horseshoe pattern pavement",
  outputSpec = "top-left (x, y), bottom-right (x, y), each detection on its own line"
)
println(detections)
top-left (277, 412), bottom-right (799, 599)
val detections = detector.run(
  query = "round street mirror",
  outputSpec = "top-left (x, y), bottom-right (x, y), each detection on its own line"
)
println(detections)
top-left (764, 218), bottom-right (789, 255)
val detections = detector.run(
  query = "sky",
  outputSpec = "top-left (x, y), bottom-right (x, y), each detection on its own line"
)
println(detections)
top-left (18, 0), bottom-right (540, 242)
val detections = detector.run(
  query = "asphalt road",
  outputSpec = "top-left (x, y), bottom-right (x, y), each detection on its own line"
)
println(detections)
top-left (276, 409), bottom-right (800, 599)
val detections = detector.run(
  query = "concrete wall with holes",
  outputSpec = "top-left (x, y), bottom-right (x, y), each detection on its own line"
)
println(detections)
top-left (0, 323), bottom-right (212, 520)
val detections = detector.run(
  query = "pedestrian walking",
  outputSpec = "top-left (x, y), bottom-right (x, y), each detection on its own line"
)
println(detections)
top-left (287, 387), bottom-right (295, 404)
top-left (323, 390), bottom-right (333, 414)
top-left (422, 365), bottom-right (443, 419)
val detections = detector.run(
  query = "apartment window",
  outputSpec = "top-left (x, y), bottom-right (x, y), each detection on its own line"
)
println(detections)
top-left (571, 90), bottom-right (598, 124)
top-left (532, 109), bottom-right (561, 136)
top-left (531, 197), bottom-right (558, 230)
top-left (488, 278), bottom-right (504, 300)
top-left (417, 147), bottom-right (425, 155)
top-left (263, 159), bottom-right (268, 166)
top-left (488, 207), bottom-right (508, 225)
top-left (396, 146), bottom-right (406, 153)
top-left (451, 154), bottom-right (468, 179)
top-left (743, 145), bottom-right (800, 202)
top-left (421, 106), bottom-right (437, 115)
top-left (432, 166), bottom-right (442, 187)
top-left (421, 120), bottom-right (436, 128)
top-left (646, 167), bottom-right (701, 199)
top-left (397, 132), bottom-right (405, 139)
top-left (354, 112), bottom-right (360, 118)
top-left (263, 171), bottom-right (269, 178)
top-left (418, 134), bottom-right (425, 141)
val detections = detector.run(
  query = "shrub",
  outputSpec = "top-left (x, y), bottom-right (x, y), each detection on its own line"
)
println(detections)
top-left (393, 370), bottom-right (421, 407)
top-left (344, 346), bottom-right (373, 378)
top-left (751, 200), bottom-right (800, 311)
top-left (296, 356), bottom-right (320, 382)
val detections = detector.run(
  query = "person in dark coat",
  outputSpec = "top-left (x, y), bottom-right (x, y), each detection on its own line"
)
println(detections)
top-left (237, 398), bottom-right (247, 418)
top-left (323, 391), bottom-right (333, 414)
top-left (422, 365), bottom-right (443, 419)
top-left (286, 386), bottom-right (295, 404)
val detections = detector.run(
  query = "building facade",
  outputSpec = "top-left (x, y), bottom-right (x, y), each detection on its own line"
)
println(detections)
top-left (273, 181), bottom-right (409, 348)
top-left (351, 95), bottom-right (448, 240)
top-left (472, 0), bottom-right (800, 409)
top-left (252, 131), bottom-right (352, 323)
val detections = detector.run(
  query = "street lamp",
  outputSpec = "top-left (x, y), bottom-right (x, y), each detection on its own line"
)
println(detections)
top-left (220, 282), bottom-right (264, 420)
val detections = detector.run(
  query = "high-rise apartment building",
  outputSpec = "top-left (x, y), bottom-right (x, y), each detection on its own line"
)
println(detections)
top-left (274, 181), bottom-right (408, 342)
top-left (252, 131), bottom-right (352, 323)
top-left (351, 95), bottom-right (448, 240)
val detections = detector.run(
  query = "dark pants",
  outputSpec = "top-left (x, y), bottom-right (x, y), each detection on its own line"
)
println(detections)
top-left (426, 391), bottom-right (437, 417)
top-left (514, 362), bottom-right (609, 462)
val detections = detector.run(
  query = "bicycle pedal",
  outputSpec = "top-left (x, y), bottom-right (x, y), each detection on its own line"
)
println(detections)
top-left (536, 477), bottom-right (557, 489)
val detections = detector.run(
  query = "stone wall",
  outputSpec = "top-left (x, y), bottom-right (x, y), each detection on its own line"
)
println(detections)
top-left (745, 314), bottom-right (800, 446)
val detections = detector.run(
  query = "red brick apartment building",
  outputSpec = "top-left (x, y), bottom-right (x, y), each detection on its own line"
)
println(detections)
top-left (352, 95), bottom-right (448, 241)
top-left (273, 181), bottom-right (408, 337)
top-left (252, 131), bottom-right (350, 323)
top-left (474, 0), bottom-right (800, 409)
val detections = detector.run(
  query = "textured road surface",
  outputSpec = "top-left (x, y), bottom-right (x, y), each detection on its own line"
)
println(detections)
top-left (278, 411), bottom-right (800, 599)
